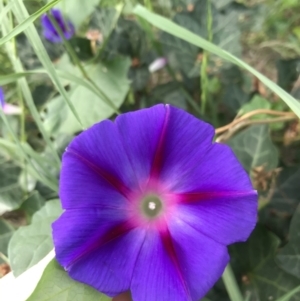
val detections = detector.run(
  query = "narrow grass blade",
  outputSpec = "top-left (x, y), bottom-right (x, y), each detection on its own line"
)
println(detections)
top-left (12, 0), bottom-right (83, 129)
top-left (222, 264), bottom-right (244, 301)
top-left (0, 2), bottom-right (61, 168)
top-left (133, 5), bottom-right (300, 118)
top-left (0, 1), bottom-right (14, 22)
top-left (0, 70), bottom-right (114, 109)
top-left (0, 111), bottom-right (58, 192)
top-left (275, 286), bottom-right (300, 301)
top-left (0, 0), bottom-right (61, 47)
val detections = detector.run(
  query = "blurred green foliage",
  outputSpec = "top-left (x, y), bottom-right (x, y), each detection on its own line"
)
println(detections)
top-left (1, 0), bottom-right (300, 300)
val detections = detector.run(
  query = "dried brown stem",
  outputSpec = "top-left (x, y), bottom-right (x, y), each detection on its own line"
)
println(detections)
top-left (216, 115), bottom-right (297, 143)
top-left (215, 109), bottom-right (296, 135)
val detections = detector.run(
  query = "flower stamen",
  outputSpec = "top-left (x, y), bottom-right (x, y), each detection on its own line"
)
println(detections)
top-left (141, 195), bottom-right (163, 218)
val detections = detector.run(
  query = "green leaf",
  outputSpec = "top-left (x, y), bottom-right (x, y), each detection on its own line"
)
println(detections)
top-left (68, 37), bottom-right (94, 61)
top-left (160, 13), bottom-right (203, 75)
top-left (20, 192), bottom-right (46, 220)
top-left (277, 204), bottom-right (300, 279)
top-left (0, 219), bottom-right (14, 263)
top-left (238, 95), bottom-right (285, 130)
top-left (0, 138), bottom-right (58, 192)
top-left (230, 225), bottom-right (300, 301)
top-left (91, 6), bottom-right (121, 38)
top-left (259, 167), bottom-right (300, 240)
top-left (150, 82), bottom-right (187, 109)
top-left (222, 84), bottom-right (249, 112)
top-left (19, 171), bottom-right (37, 193)
top-left (212, 4), bottom-right (242, 58)
top-left (133, 5), bottom-right (300, 118)
top-left (8, 199), bottom-right (62, 277)
top-left (228, 125), bottom-right (279, 172)
top-left (27, 259), bottom-right (110, 301)
top-left (212, 0), bottom-right (233, 10)
top-left (276, 59), bottom-right (300, 92)
top-left (220, 65), bottom-right (251, 112)
top-left (0, 157), bottom-right (23, 214)
top-left (52, 0), bottom-right (100, 28)
top-left (128, 66), bottom-right (150, 91)
top-left (238, 95), bottom-right (271, 117)
top-left (43, 57), bottom-right (131, 136)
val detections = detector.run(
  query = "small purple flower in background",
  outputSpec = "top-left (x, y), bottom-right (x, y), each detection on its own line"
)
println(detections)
top-left (0, 88), bottom-right (5, 108)
top-left (53, 105), bottom-right (257, 301)
top-left (0, 87), bottom-right (21, 115)
top-left (41, 8), bottom-right (75, 43)
top-left (148, 57), bottom-right (168, 73)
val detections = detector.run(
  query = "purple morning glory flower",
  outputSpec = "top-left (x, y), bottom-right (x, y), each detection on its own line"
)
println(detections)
top-left (0, 87), bottom-right (21, 115)
top-left (53, 104), bottom-right (257, 301)
top-left (41, 8), bottom-right (75, 43)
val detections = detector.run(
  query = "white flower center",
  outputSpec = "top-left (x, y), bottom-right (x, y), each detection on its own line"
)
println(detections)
top-left (148, 201), bottom-right (156, 210)
top-left (141, 195), bottom-right (163, 218)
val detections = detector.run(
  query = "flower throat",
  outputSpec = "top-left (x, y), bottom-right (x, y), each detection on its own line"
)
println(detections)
top-left (141, 195), bottom-right (163, 218)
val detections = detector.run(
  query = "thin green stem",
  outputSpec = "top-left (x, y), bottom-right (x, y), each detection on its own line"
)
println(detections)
top-left (17, 83), bottom-right (26, 142)
top-left (200, 0), bottom-right (213, 115)
top-left (0, 109), bottom-right (58, 192)
top-left (7, 4), bottom-right (25, 142)
top-left (0, 252), bottom-right (9, 264)
top-left (8, 7), bottom-right (28, 188)
top-left (1, 23), bottom-right (61, 170)
top-left (200, 53), bottom-right (208, 114)
top-left (137, 16), bottom-right (202, 115)
top-left (222, 264), bottom-right (244, 301)
top-left (0, 0), bottom-right (58, 191)
top-left (128, 87), bottom-right (136, 105)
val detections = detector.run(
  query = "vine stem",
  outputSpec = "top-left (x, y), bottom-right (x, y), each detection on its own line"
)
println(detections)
top-left (222, 264), bottom-right (244, 301)
top-left (200, 0), bottom-right (213, 115)
top-left (215, 109), bottom-right (296, 135)
top-left (0, 252), bottom-right (9, 264)
top-left (216, 115), bottom-right (297, 142)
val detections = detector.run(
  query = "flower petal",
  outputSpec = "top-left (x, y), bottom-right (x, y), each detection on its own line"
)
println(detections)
top-left (169, 143), bottom-right (257, 245)
top-left (131, 230), bottom-right (187, 301)
top-left (3, 103), bottom-right (22, 115)
top-left (43, 29), bottom-right (61, 43)
top-left (60, 151), bottom-right (129, 209)
top-left (148, 57), bottom-right (168, 73)
top-left (171, 143), bottom-right (254, 193)
top-left (50, 8), bottom-right (64, 22)
top-left (167, 218), bottom-right (229, 301)
top-left (115, 104), bottom-right (167, 187)
top-left (53, 208), bottom-right (146, 297)
top-left (60, 119), bottom-right (140, 209)
top-left (131, 224), bottom-right (228, 301)
top-left (41, 9), bottom-right (74, 43)
top-left (41, 14), bottom-right (55, 33)
top-left (64, 21), bottom-right (75, 39)
top-left (0, 87), bottom-right (5, 108)
top-left (174, 193), bottom-right (257, 245)
top-left (153, 105), bottom-right (215, 188)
